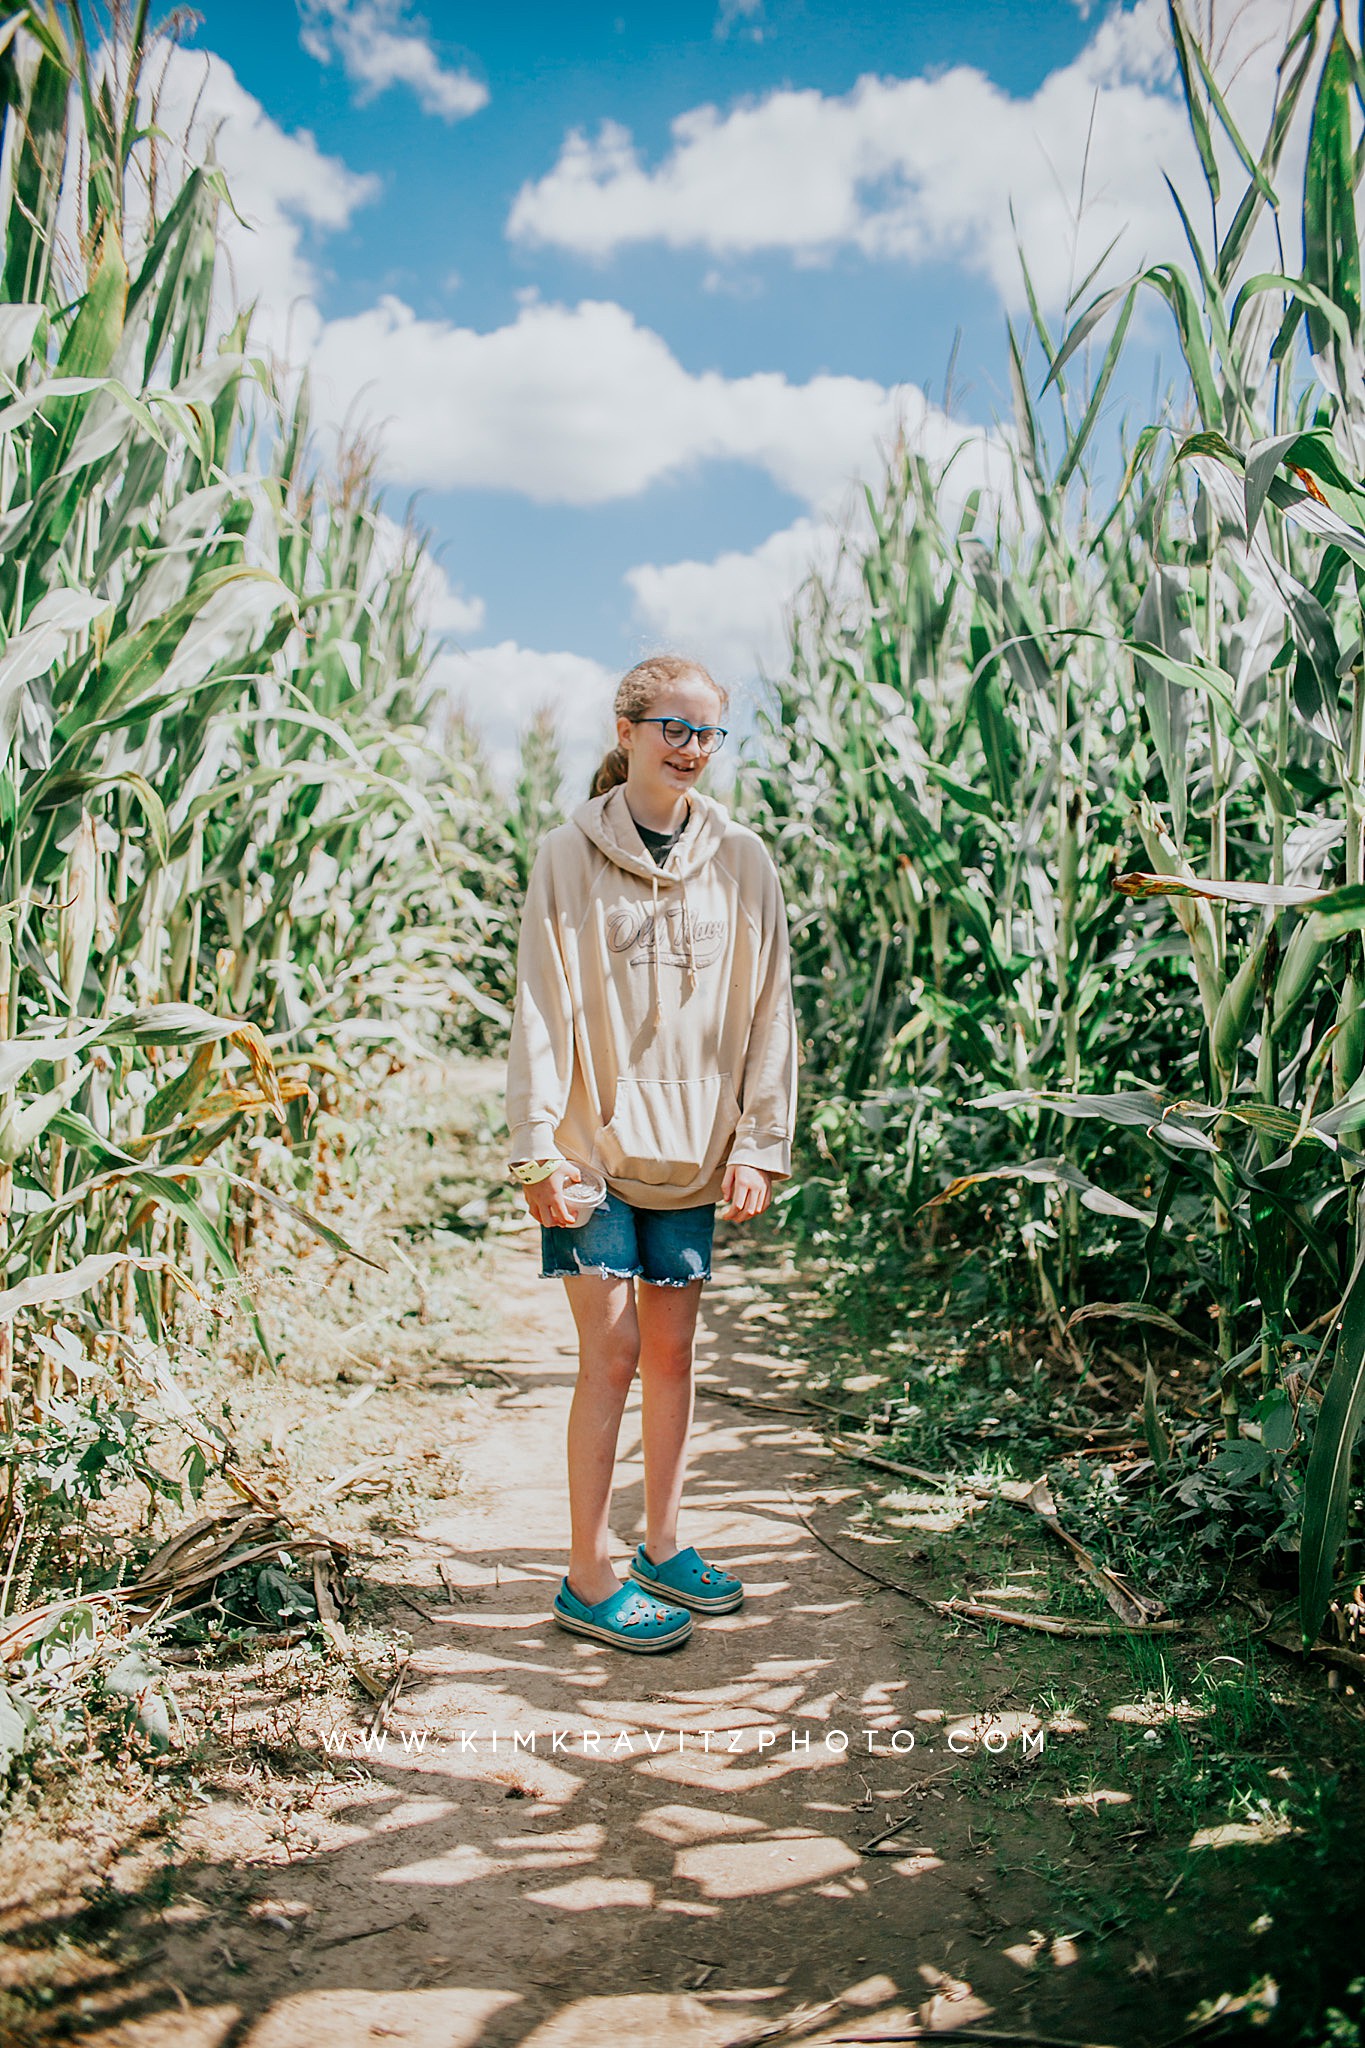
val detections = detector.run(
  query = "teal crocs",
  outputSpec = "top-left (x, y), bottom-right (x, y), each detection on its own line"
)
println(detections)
top-left (627, 1544), bottom-right (744, 1614)
top-left (552, 1577), bottom-right (693, 1653)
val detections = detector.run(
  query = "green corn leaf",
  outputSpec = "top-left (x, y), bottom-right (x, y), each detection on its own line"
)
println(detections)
top-left (1212, 935), bottom-right (1267, 1076)
top-left (0, 30), bottom-right (69, 307)
top-left (1283, 579), bottom-right (1345, 751)
top-left (1163, 175), bottom-right (1237, 373)
top-left (34, 767), bottom-right (171, 867)
top-left (1302, 23), bottom-right (1362, 355)
top-left (0, 1068), bottom-right (86, 1167)
top-left (125, 1166), bottom-right (275, 1365)
top-left (0, 1679), bottom-right (36, 1777)
top-left (53, 565), bottom-right (291, 736)
top-left (1230, 272), bottom-right (1356, 355)
top-left (142, 1042), bottom-right (216, 1137)
top-left (1142, 1165), bottom-right (1182, 1302)
top-left (1132, 572), bottom-right (1196, 843)
top-left (1217, 3), bottom-right (1321, 288)
top-left (1167, 0), bottom-right (1222, 203)
top-left (1170, 0), bottom-right (1280, 205)
top-left (1274, 918), bottom-right (1333, 1027)
top-left (1251, 1176), bottom-right (1290, 1357)
top-left (1299, 1216), bottom-right (1365, 1642)
top-left (1057, 286), bottom-right (1135, 489)
top-left (30, 222), bottom-right (129, 495)
top-left (0, 587), bottom-right (107, 756)
top-left (968, 635), bottom-right (1016, 811)
top-left (1043, 283), bottom-right (1132, 396)
top-left (95, 1003), bottom-right (247, 1047)
top-left (1245, 431), bottom-right (1318, 545)
top-left (1066, 228), bottom-right (1126, 319)
top-left (1264, 473), bottom-right (1365, 568)
top-left (1307, 881), bottom-right (1365, 939)
top-left (1007, 320), bottom-right (1045, 498)
top-left (1122, 642), bottom-right (1298, 815)
top-left (1144, 265), bottom-right (1223, 428)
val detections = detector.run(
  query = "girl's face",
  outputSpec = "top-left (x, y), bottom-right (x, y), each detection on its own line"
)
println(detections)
top-left (618, 673), bottom-right (726, 807)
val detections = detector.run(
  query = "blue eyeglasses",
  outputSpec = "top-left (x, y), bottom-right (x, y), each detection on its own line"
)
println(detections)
top-left (632, 716), bottom-right (728, 755)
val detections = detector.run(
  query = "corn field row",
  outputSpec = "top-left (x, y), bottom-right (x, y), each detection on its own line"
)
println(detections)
top-left (6, 0), bottom-right (1364, 1684)
top-left (0, 0), bottom-right (523, 1616)
top-left (738, 1), bottom-right (1365, 1645)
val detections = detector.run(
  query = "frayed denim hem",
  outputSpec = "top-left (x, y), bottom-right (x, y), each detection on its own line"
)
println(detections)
top-left (538, 1268), bottom-right (711, 1285)
top-left (539, 1264), bottom-right (640, 1281)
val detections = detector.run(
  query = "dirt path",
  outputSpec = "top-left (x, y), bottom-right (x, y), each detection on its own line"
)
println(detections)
top-left (15, 1059), bottom-right (1329, 2047)
top-left (55, 1195), bottom-right (1220, 2048)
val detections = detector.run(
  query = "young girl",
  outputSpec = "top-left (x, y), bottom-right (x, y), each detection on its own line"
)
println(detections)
top-left (504, 654), bottom-right (798, 1654)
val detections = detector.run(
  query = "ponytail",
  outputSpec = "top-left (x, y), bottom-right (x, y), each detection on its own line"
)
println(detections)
top-left (591, 743), bottom-right (630, 798)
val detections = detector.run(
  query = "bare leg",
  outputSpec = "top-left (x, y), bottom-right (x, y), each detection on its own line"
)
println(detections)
top-left (562, 1274), bottom-right (639, 1606)
top-left (636, 1279), bottom-right (704, 1565)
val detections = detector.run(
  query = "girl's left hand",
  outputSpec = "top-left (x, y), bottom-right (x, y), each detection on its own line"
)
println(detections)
top-left (719, 1164), bottom-right (774, 1223)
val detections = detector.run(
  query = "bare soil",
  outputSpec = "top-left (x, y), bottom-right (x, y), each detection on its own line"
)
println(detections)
top-left (2, 1060), bottom-right (1358, 2048)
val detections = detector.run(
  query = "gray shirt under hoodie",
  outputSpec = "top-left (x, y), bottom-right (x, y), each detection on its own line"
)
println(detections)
top-left (630, 803), bottom-right (692, 868)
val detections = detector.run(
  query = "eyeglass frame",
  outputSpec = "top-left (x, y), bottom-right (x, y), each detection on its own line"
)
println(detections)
top-left (629, 715), bottom-right (729, 755)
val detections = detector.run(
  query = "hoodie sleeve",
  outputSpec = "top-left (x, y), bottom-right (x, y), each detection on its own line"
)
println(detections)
top-left (504, 843), bottom-right (575, 1162)
top-left (728, 850), bottom-right (799, 1179)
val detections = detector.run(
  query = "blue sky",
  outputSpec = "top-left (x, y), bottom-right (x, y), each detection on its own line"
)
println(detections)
top-left (165, 0), bottom-right (1297, 788)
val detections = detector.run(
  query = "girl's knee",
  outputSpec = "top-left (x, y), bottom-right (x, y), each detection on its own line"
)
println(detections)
top-left (582, 1339), bottom-right (640, 1392)
top-left (640, 1343), bottom-right (694, 1383)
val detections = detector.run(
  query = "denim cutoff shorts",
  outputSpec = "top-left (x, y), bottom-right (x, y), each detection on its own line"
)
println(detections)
top-left (540, 1188), bottom-right (715, 1286)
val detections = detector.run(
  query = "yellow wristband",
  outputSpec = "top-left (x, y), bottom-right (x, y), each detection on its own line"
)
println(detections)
top-left (507, 1158), bottom-right (562, 1186)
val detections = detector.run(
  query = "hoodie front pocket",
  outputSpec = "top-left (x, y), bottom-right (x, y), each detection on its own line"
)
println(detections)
top-left (595, 1074), bottom-right (740, 1186)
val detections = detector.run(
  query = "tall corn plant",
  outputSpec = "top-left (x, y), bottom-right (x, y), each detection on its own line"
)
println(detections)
top-left (741, 0), bottom-right (1365, 1641)
top-left (739, 417), bottom-right (1173, 1305)
top-left (507, 706), bottom-right (565, 897)
top-left (0, 0), bottom-right (510, 1457)
top-left (1033, 0), bottom-right (1365, 1639)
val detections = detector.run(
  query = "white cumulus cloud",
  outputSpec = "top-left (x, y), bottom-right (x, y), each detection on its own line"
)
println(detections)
top-left (416, 565), bottom-right (486, 640)
top-left (306, 292), bottom-right (1006, 511)
top-left (626, 518), bottom-right (837, 681)
top-left (508, 0), bottom-right (1311, 308)
top-left (297, 0), bottom-right (488, 122)
top-left (429, 640), bottom-right (617, 796)
top-left (365, 512), bottom-right (486, 639)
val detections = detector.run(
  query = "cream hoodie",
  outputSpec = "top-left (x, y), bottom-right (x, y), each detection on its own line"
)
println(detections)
top-left (505, 783), bottom-right (798, 1210)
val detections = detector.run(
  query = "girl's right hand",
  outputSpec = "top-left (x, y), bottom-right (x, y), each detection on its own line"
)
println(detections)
top-left (523, 1163), bottom-right (584, 1229)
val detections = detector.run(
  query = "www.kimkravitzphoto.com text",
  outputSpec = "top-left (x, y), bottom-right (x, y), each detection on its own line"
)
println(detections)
top-left (313, 1723), bottom-right (1048, 1761)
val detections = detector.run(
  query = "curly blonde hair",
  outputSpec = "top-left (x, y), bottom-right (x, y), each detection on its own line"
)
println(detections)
top-left (590, 655), bottom-right (729, 797)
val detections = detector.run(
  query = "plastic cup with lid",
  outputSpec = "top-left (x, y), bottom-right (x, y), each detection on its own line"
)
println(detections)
top-left (559, 1163), bottom-right (608, 1225)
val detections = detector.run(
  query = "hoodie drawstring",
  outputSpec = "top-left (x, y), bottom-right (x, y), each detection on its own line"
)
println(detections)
top-left (679, 797), bottom-right (698, 996)
top-left (635, 796), bottom-right (696, 1031)
top-left (681, 876), bottom-right (698, 992)
top-left (650, 872), bottom-right (696, 1027)
top-left (651, 870), bottom-right (663, 1030)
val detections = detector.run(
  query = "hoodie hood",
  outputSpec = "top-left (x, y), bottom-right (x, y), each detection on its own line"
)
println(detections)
top-left (572, 786), bottom-right (732, 1027)
top-left (572, 783), bottom-right (730, 884)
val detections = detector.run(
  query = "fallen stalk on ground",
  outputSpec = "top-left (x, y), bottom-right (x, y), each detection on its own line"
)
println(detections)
top-left (784, 1492), bottom-right (1182, 1637)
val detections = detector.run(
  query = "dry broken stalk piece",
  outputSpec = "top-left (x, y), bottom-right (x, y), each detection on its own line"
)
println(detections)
top-left (1024, 1476), bottom-right (1167, 1626)
top-left (786, 1492), bottom-right (1182, 1639)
